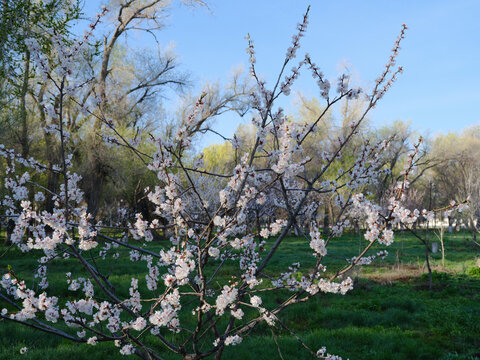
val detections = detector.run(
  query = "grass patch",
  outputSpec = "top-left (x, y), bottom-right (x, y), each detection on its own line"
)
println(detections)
top-left (1, 231), bottom-right (479, 359)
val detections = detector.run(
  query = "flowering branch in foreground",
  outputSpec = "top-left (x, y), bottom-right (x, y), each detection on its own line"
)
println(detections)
top-left (0, 7), bottom-right (468, 360)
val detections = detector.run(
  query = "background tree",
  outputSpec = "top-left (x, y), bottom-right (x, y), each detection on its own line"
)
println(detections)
top-left (432, 127), bottom-right (480, 240)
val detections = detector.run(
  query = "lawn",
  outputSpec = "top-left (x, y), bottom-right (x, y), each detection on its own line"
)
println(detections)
top-left (1, 230), bottom-right (479, 360)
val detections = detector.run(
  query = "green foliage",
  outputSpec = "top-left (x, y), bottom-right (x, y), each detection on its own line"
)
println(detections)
top-left (466, 266), bottom-right (480, 278)
top-left (203, 141), bottom-right (235, 173)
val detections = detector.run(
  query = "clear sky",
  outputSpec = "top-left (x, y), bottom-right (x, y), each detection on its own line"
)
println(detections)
top-left (80, 0), bottom-right (480, 147)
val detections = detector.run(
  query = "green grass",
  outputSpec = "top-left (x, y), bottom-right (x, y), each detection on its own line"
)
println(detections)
top-left (1, 230), bottom-right (479, 359)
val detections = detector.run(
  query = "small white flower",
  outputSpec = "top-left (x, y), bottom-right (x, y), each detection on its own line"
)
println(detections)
top-left (250, 295), bottom-right (262, 307)
top-left (208, 247), bottom-right (220, 259)
top-left (231, 308), bottom-right (244, 320)
top-left (120, 344), bottom-right (135, 355)
top-left (225, 335), bottom-right (242, 346)
top-left (131, 316), bottom-right (146, 331)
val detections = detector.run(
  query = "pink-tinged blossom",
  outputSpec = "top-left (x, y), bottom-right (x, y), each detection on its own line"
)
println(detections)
top-left (224, 335), bottom-right (243, 346)
top-left (208, 247), bottom-right (220, 259)
top-left (215, 285), bottom-right (238, 315)
top-left (231, 308), bottom-right (244, 320)
top-left (259, 228), bottom-right (270, 238)
top-left (250, 295), bottom-right (262, 307)
top-left (120, 344), bottom-right (135, 355)
top-left (131, 317), bottom-right (147, 331)
top-left (309, 227), bottom-right (327, 256)
top-left (380, 228), bottom-right (394, 246)
top-left (316, 346), bottom-right (343, 360)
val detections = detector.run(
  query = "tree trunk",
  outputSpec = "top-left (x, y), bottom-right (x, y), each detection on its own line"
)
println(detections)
top-left (424, 242), bottom-right (432, 291)
top-left (81, 28), bottom-right (118, 219)
top-left (440, 235), bottom-right (445, 267)
top-left (36, 84), bottom-right (60, 213)
top-left (323, 203), bottom-right (330, 236)
top-left (20, 50), bottom-right (30, 159)
top-left (255, 210), bottom-right (261, 237)
top-left (45, 167), bottom-right (59, 213)
top-left (84, 159), bottom-right (106, 218)
top-left (214, 346), bottom-right (225, 360)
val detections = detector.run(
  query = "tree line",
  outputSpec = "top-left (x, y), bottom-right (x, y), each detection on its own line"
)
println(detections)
top-left (1, 0), bottom-right (478, 237)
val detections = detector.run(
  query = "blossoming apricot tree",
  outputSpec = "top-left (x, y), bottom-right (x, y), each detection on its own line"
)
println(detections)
top-left (0, 5), bottom-right (468, 360)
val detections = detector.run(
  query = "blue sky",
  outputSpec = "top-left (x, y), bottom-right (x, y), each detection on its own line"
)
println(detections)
top-left (80, 0), bottom-right (480, 147)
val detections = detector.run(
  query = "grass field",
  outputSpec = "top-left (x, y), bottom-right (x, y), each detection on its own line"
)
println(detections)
top-left (1, 230), bottom-right (479, 360)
